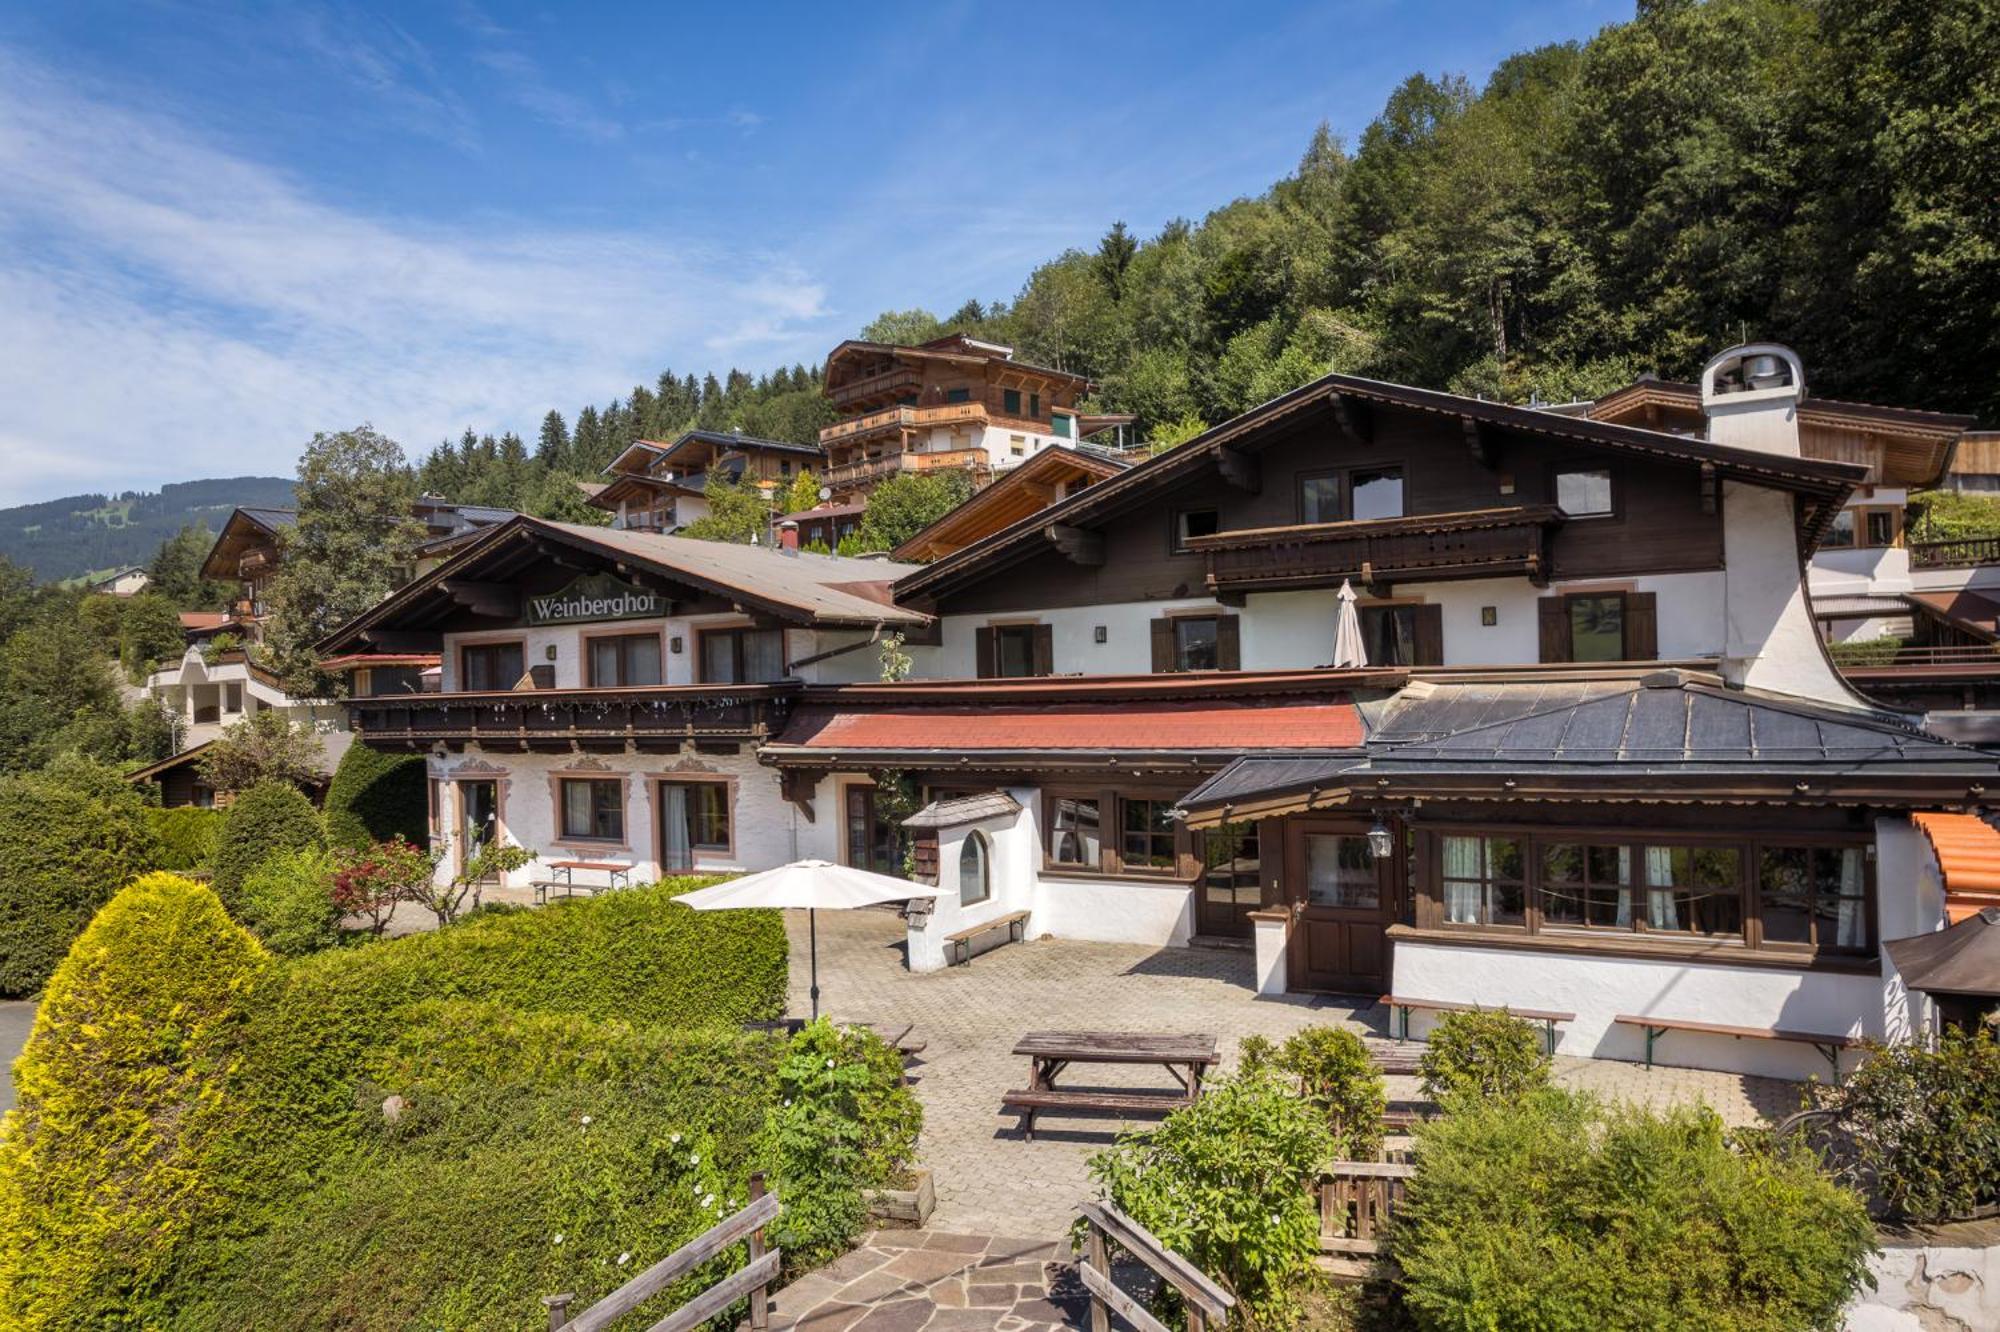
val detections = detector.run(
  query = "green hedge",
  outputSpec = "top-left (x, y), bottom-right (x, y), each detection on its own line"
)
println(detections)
top-left (0, 874), bottom-right (270, 1330)
top-left (237, 848), bottom-right (340, 957)
top-left (322, 744), bottom-right (428, 853)
top-left (1395, 1087), bottom-right (1875, 1331)
top-left (209, 781), bottom-right (324, 914)
top-left (146, 806), bottom-right (225, 873)
top-left (0, 774), bottom-right (162, 997)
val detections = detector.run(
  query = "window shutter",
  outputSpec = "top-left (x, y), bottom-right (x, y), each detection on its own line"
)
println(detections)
top-left (1538, 597), bottom-right (1571, 663)
top-left (1215, 615), bottom-right (1242, 671)
top-left (1150, 618), bottom-right (1176, 673)
top-left (1412, 604), bottom-right (1444, 666)
top-left (1032, 623), bottom-right (1054, 676)
top-left (974, 626), bottom-right (996, 679)
top-left (1625, 591), bottom-right (1658, 660)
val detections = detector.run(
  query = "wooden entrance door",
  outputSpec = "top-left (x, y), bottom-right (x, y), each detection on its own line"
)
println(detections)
top-left (1195, 821), bottom-right (1262, 939)
top-left (1285, 819), bottom-right (1392, 993)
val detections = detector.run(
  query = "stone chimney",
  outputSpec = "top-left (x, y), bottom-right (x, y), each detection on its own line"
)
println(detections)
top-left (777, 520), bottom-right (799, 552)
top-left (1700, 343), bottom-right (1804, 457)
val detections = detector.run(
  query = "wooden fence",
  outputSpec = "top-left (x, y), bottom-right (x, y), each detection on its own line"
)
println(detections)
top-left (543, 1173), bottom-right (779, 1332)
top-left (1077, 1198), bottom-right (1235, 1332)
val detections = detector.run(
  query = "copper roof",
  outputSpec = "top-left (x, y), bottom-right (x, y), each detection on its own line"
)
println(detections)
top-left (1911, 812), bottom-right (2000, 923)
top-left (769, 697), bottom-right (1365, 756)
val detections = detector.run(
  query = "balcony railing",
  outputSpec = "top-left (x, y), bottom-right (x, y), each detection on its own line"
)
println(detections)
top-left (822, 447), bottom-right (988, 490)
top-left (819, 401), bottom-right (992, 445)
top-left (1909, 536), bottom-right (2000, 569)
top-left (827, 366), bottom-right (922, 409)
top-left (1835, 643), bottom-right (2000, 676)
top-left (347, 683), bottom-right (799, 750)
top-left (1184, 505), bottom-right (1565, 595)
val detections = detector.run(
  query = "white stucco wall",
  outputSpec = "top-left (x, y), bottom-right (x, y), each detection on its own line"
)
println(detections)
top-left (1032, 876), bottom-right (1196, 948)
top-left (1876, 816), bottom-right (1944, 1043)
top-left (440, 614), bottom-right (827, 690)
top-left (1810, 546), bottom-right (1912, 598)
top-left (903, 788), bottom-right (1040, 972)
top-left (1722, 480), bottom-right (1865, 707)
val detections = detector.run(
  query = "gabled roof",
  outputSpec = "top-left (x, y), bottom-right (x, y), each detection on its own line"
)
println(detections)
top-left (823, 335), bottom-right (1091, 394)
top-left (641, 430), bottom-right (825, 472)
top-left (892, 445), bottom-right (1133, 562)
top-left (318, 516), bottom-right (926, 653)
top-left (896, 371), bottom-right (1868, 603)
top-left (198, 506), bottom-right (297, 582)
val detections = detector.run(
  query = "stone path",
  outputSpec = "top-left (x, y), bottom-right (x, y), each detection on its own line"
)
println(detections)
top-left (784, 909), bottom-right (1802, 1239)
top-left (764, 1231), bottom-right (1088, 1331)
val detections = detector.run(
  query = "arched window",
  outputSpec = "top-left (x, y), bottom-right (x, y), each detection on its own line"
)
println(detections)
top-left (959, 831), bottom-right (992, 907)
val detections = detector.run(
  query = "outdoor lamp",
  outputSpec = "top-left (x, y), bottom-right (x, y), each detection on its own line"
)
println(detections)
top-left (1366, 817), bottom-right (1394, 859)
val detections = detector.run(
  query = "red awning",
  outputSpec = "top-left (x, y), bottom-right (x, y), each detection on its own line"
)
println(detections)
top-left (773, 698), bottom-right (1364, 754)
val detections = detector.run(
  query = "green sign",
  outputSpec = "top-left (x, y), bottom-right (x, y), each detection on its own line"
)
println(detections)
top-left (526, 572), bottom-right (665, 626)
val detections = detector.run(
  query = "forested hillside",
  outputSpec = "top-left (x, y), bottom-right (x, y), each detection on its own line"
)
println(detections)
top-left (0, 477), bottom-right (294, 582)
top-left (437, 0), bottom-right (1991, 507)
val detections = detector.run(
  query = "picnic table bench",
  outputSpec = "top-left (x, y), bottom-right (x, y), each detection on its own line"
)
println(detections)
top-left (1002, 1031), bottom-right (1219, 1140)
top-left (1381, 994), bottom-right (1576, 1056)
top-left (943, 909), bottom-right (1031, 965)
top-left (1612, 1014), bottom-right (1862, 1082)
top-left (531, 859), bottom-right (633, 905)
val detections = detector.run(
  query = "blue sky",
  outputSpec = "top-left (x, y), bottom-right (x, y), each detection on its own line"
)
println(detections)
top-left (0, 1), bottom-right (1620, 506)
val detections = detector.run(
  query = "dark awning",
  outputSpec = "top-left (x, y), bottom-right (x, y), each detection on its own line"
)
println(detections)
top-left (1885, 909), bottom-right (2000, 998)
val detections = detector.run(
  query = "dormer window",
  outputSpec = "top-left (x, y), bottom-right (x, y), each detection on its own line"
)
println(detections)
top-left (1555, 467), bottom-right (1614, 517)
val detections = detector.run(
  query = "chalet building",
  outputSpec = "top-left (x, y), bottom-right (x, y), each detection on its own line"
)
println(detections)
top-left (891, 445), bottom-right (1134, 563)
top-left (321, 344), bottom-right (1997, 1078)
top-left (594, 430), bottom-right (826, 533)
top-left (818, 335), bottom-right (1120, 502)
top-left (87, 566), bottom-right (151, 596)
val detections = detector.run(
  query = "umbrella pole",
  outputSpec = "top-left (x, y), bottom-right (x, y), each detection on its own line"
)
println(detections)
top-left (809, 908), bottom-right (820, 1020)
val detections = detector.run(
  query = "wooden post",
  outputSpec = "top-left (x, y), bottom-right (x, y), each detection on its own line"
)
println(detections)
top-left (746, 1172), bottom-right (771, 1332)
top-left (1086, 1220), bottom-right (1111, 1332)
top-left (541, 1292), bottom-right (573, 1332)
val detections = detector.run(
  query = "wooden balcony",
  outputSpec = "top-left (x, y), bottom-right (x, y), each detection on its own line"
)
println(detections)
top-left (827, 366), bottom-right (922, 410)
top-left (823, 447), bottom-right (989, 491)
top-left (1910, 536), bottom-right (2000, 569)
top-left (1184, 505), bottom-right (1564, 596)
top-left (347, 683), bottom-right (799, 753)
top-left (820, 401), bottom-right (992, 445)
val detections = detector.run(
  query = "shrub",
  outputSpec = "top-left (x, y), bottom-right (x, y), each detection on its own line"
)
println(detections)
top-left (1908, 488), bottom-right (2000, 543)
top-left (0, 874), bottom-right (270, 1330)
top-left (766, 1019), bottom-right (924, 1271)
top-left (1813, 1025), bottom-right (2000, 1223)
top-left (197, 710), bottom-right (326, 796)
top-left (331, 836), bottom-right (437, 935)
top-left (1086, 1069), bottom-right (1335, 1328)
top-left (146, 805), bottom-right (225, 873)
top-left (238, 847), bottom-right (340, 957)
top-left (0, 773), bottom-right (162, 996)
top-left (210, 780), bottom-right (325, 913)
top-left (1272, 1025), bottom-right (1386, 1159)
top-left (322, 744), bottom-right (428, 852)
top-left (1396, 1088), bottom-right (1876, 1331)
top-left (1419, 1009), bottom-right (1550, 1103)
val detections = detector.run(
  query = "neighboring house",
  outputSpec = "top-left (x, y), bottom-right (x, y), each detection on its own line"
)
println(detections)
top-left (778, 502), bottom-right (868, 551)
top-left (319, 344), bottom-right (1999, 1077)
top-left (892, 444), bottom-right (1134, 562)
top-left (594, 430), bottom-right (826, 533)
top-left (88, 567), bottom-right (150, 596)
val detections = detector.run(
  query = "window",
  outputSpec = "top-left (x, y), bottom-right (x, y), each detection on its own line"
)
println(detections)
top-left (1010, 434), bottom-right (1028, 457)
top-left (1568, 594), bottom-right (1626, 663)
top-left (659, 780), bottom-right (729, 868)
top-left (945, 387), bottom-right (971, 403)
top-left (1304, 834), bottom-right (1379, 909)
top-left (1440, 835), bottom-right (1525, 926)
top-left (427, 778), bottom-right (440, 835)
top-left (1175, 616), bottom-right (1220, 671)
top-left (364, 666), bottom-right (424, 697)
top-left (224, 682), bottom-right (243, 713)
top-left (560, 778), bottom-right (624, 842)
top-left (846, 786), bottom-right (902, 873)
top-left (1759, 846), bottom-right (1870, 950)
top-left (1644, 846), bottom-right (1743, 936)
top-left (1120, 798), bottom-right (1177, 871)
top-left (1052, 413), bottom-right (1073, 439)
top-left (1360, 604), bottom-right (1442, 667)
top-left (1824, 509), bottom-right (1857, 548)
top-left (1152, 613), bottom-right (1239, 672)
top-left (1555, 468), bottom-right (1615, 517)
top-left (699, 627), bottom-right (786, 683)
top-left (1863, 508), bottom-right (1900, 548)
top-left (1541, 842), bottom-right (1633, 928)
top-left (461, 641), bottom-right (525, 691)
top-left (978, 622), bottom-right (1050, 678)
top-left (1300, 474), bottom-right (1343, 524)
top-left (1539, 591), bottom-right (1655, 663)
top-left (1298, 467), bottom-right (1405, 524)
top-left (1029, 392), bottom-right (1040, 418)
top-left (1047, 796), bottom-right (1102, 868)
top-left (587, 633), bottom-right (663, 687)
top-left (1173, 507), bottom-right (1220, 553)
top-left (1003, 388), bottom-right (1022, 415)
top-left (959, 831), bottom-right (992, 906)
top-left (1199, 822), bottom-right (1261, 913)
top-left (779, 460), bottom-right (792, 477)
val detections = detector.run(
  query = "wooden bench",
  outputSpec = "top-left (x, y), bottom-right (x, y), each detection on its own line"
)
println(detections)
top-left (944, 909), bottom-right (1031, 966)
top-left (1000, 1088), bottom-right (1194, 1138)
top-left (1381, 994), bottom-right (1576, 1056)
top-left (1317, 1160), bottom-right (1414, 1284)
top-left (1612, 1014), bottom-right (1863, 1083)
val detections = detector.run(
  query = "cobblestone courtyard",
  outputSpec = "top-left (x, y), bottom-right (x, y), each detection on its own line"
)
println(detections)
top-left (784, 909), bottom-right (1801, 1240)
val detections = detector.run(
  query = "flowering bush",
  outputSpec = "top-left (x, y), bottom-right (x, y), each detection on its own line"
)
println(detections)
top-left (331, 837), bottom-right (436, 936)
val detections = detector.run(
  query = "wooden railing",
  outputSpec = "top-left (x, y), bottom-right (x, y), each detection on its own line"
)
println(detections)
top-left (1909, 536), bottom-right (2000, 569)
top-left (822, 447), bottom-right (988, 489)
top-left (1077, 1198), bottom-right (1234, 1332)
top-left (1836, 643), bottom-right (2000, 672)
top-left (347, 683), bottom-right (798, 748)
top-left (1317, 1160), bottom-right (1413, 1261)
top-left (544, 1175), bottom-right (779, 1332)
top-left (819, 401), bottom-right (993, 444)
top-left (1185, 505), bottom-right (1564, 595)
top-left (827, 365), bottom-right (922, 409)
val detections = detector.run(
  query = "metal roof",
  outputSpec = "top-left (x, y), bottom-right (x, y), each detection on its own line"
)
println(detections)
top-left (1177, 754), bottom-right (1367, 810)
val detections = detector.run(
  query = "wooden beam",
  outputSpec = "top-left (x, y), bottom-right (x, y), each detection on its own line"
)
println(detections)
top-left (1462, 417), bottom-right (1496, 470)
top-left (1044, 523), bottom-right (1105, 567)
top-left (1699, 462), bottom-right (1720, 516)
top-left (440, 579), bottom-right (520, 619)
top-left (1331, 394), bottom-right (1372, 444)
top-left (780, 769), bottom-right (821, 823)
top-left (1216, 446), bottom-right (1261, 494)
top-left (356, 628), bottom-right (444, 652)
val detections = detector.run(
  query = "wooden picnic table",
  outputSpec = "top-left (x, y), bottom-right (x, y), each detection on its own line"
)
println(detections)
top-left (533, 859), bottom-right (633, 904)
top-left (1004, 1030), bottom-right (1219, 1140)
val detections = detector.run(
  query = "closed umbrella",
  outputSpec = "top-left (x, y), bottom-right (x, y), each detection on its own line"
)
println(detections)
top-left (1332, 578), bottom-right (1369, 668)
top-left (675, 860), bottom-right (939, 1018)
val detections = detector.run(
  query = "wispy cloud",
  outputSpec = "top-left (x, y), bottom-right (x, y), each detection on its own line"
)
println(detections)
top-left (290, 5), bottom-right (481, 151)
top-left (456, 3), bottom-right (622, 142)
top-left (0, 49), bottom-right (827, 504)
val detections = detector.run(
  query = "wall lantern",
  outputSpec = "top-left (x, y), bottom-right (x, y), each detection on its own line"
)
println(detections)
top-left (670, 636), bottom-right (684, 654)
top-left (1094, 625), bottom-right (1108, 644)
top-left (1366, 816), bottom-right (1395, 859)
top-left (1481, 606), bottom-right (1498, 627)
top-left (545, 644), bottom-right (558, 661)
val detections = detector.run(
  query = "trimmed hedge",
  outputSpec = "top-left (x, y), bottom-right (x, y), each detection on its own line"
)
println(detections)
top-left (0, 874), bottom-right (271, 1330)
top-left (322, 743), bottom-right (428, 853)
top-left (0, 774), bottom-right (162, 996)
top-left (237, 848), bottom-right (340, 957)
top-left (146, 806), bottom-right (224, 874)
top-left (209, 781), bottom-right (324, 914)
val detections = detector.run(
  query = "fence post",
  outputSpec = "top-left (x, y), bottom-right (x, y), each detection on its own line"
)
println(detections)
top-left (541, 1292), bottom-right (572, 1332)
top-left (746, 1171), bottom-right (771, 1332)
top-left (1086, 1219), bottom-right (1111, 1332)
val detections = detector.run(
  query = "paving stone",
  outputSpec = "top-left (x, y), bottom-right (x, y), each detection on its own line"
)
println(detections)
top-left (920, 1231), bottom-right (990, 1253)
top-left (881, 1247), bottom-right (982, 1284)
top-left (846, 1297), bottom-right (932, 1332)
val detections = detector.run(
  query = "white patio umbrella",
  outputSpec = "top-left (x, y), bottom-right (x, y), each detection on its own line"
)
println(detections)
top-left (1332, 578), bottom-right (1369, 668)
top-left (674, 860), bottom-right (939, 1018)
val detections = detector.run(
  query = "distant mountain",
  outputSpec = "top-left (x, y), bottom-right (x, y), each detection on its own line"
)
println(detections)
top-left (0, 477), bottom-right (295, 582)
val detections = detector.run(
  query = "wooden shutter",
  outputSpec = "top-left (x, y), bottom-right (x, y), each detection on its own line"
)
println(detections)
top-left (1032, 623), bottom-right (1055, 676)
top-left (974, 625), bottom-right (996, 679)
top-left (1150, 618), bottom-right (1176, 673)
top-left (1215, 615), bottom-right (1242, 671)
top-left (1412, 604), bottom-right (1444, 666)
top-left (1538, 597), bottom-right (1571, 663)
top-left (1625, 591), bottom-right (1658, 660)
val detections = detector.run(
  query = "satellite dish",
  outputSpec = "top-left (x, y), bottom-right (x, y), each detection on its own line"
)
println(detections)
top-left (818, 486), bottom-right (832, 501)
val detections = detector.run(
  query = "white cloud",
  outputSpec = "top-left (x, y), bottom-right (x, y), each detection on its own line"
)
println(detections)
top-left (0, 50), bottom-right (828, 505)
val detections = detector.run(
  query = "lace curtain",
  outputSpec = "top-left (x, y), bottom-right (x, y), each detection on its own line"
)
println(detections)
top-left (1442, 836), bottom-right (1482, 924)
top-left (1644, 846), bottom-right (1677, 930)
